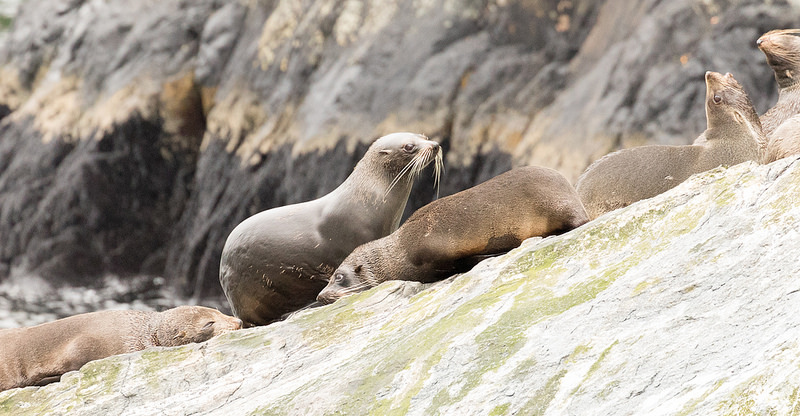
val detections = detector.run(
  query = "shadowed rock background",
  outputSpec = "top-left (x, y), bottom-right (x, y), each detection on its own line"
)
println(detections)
top-left (0, 0), bottom-right (798, 305)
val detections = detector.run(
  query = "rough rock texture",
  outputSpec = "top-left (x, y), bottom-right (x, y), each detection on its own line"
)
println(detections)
top-left (0, 0), bottom-right (798, 298)
top-left (2, 156), bottom-right (799, 415)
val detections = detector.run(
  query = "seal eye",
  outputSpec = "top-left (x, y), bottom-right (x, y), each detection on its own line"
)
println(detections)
top-left (402, 143), bottom-right (416, 153)
top-left (203, 321), bottom-right (215, 330)
top-left (713, 94), bottom-right (722, 104)
top-left (334, 273), bottom-right (344, 283)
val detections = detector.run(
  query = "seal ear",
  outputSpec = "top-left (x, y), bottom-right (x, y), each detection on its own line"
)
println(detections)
top-left (354, 264), bottom-right (362, 274)
top-left (732, 111), bottom-right (745, 125)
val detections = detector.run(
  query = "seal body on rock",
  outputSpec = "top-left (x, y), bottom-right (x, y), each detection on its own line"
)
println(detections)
top-left (757, 29), bottom-right (800, 140)
top-left (0, 306), bottom-right (242, 391)
top-left (316, 166), bottom-right (589, 304)
top-left (220, 133), bottom-right (443, 326)
top-left (576, 72), bottom-right (763, 220)
top-left (763, 114), bottom-right (800, 162)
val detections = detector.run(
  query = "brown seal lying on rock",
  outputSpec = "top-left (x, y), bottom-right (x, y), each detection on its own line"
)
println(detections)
top-left (0, 306), bottom-right (242, 391)
top-left (220, 133), bottom-right (443, 326)
top-left (316, 166), bottom-right (589, 304)
top-left (576, 71), bottom-right (763, 220)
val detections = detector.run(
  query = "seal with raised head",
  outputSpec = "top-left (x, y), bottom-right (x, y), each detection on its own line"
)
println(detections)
top-left (0, 306), bottom-right (242, 391)
top-left (576, 71), bottom-right (763, 220)
top-left (316, 166), bottom-right (589, 304)
top-left (220, 132), bottom-right (443, 326)
top-left (757, 29), bottom-right (800, 139)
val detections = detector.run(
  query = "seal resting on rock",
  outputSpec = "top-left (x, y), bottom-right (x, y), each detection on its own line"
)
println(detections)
top-left (220, 132), bottom-right (443, 326)
top-left (757, 29), bottom-right (800, 139)
top-left (763, 114), bottom-right (800, 162)
top-left (576, 71), bottom-right (763, 220)
top-left (0, 306), bottom-right (242, 391)
top-left (316, 166), bottom-right (589, 304)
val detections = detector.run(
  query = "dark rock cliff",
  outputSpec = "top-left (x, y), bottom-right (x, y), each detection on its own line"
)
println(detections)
top-left (0, 0), bottom-right (797, 299)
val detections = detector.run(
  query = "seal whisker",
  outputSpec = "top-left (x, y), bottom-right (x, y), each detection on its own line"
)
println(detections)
top-left (406, 148), bottom-right (426, 184)
top-left (385, 158), bottom-right (418, 199)
top-left (433, 148), bottom-right (444, 199)
top-left (338, 283), bottom-right (375, 295)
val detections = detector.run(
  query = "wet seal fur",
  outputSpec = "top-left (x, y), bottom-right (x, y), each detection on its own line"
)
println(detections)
top-left (220, 132), bottom-right (443, 326)
top-left (0, 306), bottom-right (242, 391)
top-left (316, 166), bottom-right (589, 304)
top-left (576, 72), bottom-right (763, 220)
top-left (757, 29), bottom-right (800, 139)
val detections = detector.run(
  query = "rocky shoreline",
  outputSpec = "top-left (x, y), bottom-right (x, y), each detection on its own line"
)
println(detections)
top-left (0, 276), bottom-right (230, 329)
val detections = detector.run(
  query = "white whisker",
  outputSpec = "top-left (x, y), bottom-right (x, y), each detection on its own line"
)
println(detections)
top-left (384, 162), bottom-right (414, 199)
top-left (338, 282), bottom-right (375, 295)
top-left (383, 145), bottom-right (443, 200)
top-left (433, 149), bottom-right (443, 199)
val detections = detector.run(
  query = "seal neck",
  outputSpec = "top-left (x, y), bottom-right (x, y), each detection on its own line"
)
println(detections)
top-left (335, 154), bottom-right (413, 229)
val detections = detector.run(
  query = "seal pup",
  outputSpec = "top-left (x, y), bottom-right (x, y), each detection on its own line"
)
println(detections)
top-left (220, 133), bottom-right (443, 326)
top-left (316, 166), bottom-right (589, 304)
top-left (0, 306), bottom-right (242, 391)
top-left (576, 71), bottom-right (763, 220)
top-left (757, 29), bottom-right (800, 139)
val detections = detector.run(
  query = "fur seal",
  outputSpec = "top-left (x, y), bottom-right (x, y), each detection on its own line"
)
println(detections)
top-left (576, 71), bottom-right (763, 220)
top-left (316, 166), bottom-right (589, 304)
top-left (763, 113), bottom-right (800, 162)
top-left (0, 306), bottom-right (241, 391)
top-left (220, 132), bottom-right (443, 326)
top-left (757, 29), bottom-right (800, 139)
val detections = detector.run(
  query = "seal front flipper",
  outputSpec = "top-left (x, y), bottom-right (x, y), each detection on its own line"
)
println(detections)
top-left (450, 253), bottom-right (504, 273)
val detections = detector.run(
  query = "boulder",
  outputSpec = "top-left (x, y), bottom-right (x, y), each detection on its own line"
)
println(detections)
top-left (2, 156), bottom-right (799, 414)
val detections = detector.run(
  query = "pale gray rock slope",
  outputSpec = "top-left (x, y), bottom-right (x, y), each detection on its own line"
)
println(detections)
top-left (2, 157), bottom-right (799, 415)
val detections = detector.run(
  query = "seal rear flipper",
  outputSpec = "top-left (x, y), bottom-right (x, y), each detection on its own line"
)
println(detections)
top-left (451, 253), bottom-right (505, 273)
top-left (34, 375), bottom-right (63, 386)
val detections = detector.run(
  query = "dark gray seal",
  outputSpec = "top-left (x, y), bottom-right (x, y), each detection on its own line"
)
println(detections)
top-left (316, 166), bottom-right (589, 304)
top-left (220, 133), bottom-right (443, 326)
top-left (577, 72), bottom-right (763, 220)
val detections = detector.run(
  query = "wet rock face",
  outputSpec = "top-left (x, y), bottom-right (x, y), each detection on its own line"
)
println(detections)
top-left (0, 0), bottom-right (798, 298)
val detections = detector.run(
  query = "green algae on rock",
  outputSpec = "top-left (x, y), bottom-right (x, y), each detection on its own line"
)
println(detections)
top-left (2, 158), bottom-right (800, 415)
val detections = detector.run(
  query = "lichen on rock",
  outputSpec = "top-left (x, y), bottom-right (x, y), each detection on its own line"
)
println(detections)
top-left (3, 157), bottom-right (800, 415)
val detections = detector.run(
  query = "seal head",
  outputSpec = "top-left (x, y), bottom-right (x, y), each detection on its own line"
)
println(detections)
top-left (757, 29), bottom-right (800, 137)
top-left (153, 305), bottom-right (243, 346)
top-left (757, 29), bottom-right (800, 90)
top-left (704, 71), bottom-right (765, 152)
